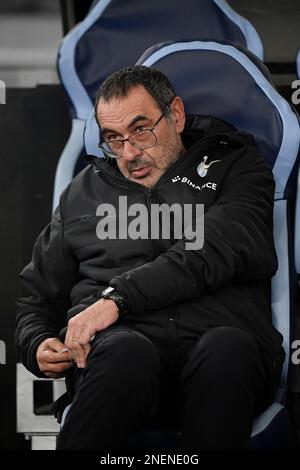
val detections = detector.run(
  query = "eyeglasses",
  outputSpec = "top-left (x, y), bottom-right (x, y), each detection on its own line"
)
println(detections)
top-left (99, 102), bottom-right (172, 159)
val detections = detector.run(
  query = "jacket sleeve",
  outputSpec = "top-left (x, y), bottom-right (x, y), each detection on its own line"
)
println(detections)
top-left (16, 204), bottom-right (78, 377)
top-left (110, 146), bottom-right (278, 314)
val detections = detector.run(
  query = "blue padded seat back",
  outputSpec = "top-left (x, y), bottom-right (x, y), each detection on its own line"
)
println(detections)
top-left (58, 0), bottom-right (263, 121)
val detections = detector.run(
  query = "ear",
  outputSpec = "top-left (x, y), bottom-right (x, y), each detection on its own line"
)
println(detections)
top-left (170, 96), bottom-right (185, 133)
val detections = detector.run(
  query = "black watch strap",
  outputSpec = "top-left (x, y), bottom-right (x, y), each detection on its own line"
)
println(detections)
top-left (101, 287), bottom-right (131, 316)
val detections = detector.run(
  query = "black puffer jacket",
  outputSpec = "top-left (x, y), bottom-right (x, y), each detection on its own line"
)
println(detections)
top-left (16, 115), bottom-right (283, 378)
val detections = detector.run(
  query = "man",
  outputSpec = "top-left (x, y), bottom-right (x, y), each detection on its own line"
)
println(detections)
top-left (16, 65), bottom-right (284, 450)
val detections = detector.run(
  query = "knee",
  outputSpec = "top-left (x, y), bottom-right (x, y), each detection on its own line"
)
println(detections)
top-left (88, 328), bottom-right (161, 380)
top-left (183, 327), bottom-right (263, 383)
top-left (194, 326), bottom-right (259, 358)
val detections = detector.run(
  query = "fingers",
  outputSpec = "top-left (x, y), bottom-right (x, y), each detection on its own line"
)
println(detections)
top-left (65, 329), bottom-right (87, 368)
top-left (43, 360), bottom-right (74, 378)
top-left (69, 339), bottom-right (91, 369)
top-left (39, 337), bottom-right (67, 353)
top-left (36, 337), bottom-right (73, 376)
top-left (64, 299), bottom-right (119, 368)
top-left (49, 338), bottom-right (68, 353)
top-left (65, 316), bottom-right (95, 368)
top-left (38, 354), bottom-right (73, 377)
top-left (40, 349), bottom-right (73, 363)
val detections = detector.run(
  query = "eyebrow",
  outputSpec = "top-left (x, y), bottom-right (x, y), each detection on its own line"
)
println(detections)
top-left (101, 115), bottom-right (150, 136)
top-left (128, 114), bottom-right (149, 127)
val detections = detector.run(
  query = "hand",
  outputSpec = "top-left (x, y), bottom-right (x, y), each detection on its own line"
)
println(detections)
top-left (65, 298), bottom-right (119, 368)
top-left (36, 337), bottom-right (73, 378)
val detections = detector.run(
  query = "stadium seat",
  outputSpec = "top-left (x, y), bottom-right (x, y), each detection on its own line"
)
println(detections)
top-left (79, 39), bottom-right (300, 449)
top-left (53, 0), bottom-right (263, 210)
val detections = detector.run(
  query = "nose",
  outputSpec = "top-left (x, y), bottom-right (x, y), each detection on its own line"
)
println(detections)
top-left (122, 140), bottom-right (142, 161)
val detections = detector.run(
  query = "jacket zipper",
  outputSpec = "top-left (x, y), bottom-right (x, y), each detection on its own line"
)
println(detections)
top-left (95, 170), bottom-right (161, 258)
top-left (145, 188), bottom-right (160, 257)
top-left (145, 189), bottom-right (176, 323)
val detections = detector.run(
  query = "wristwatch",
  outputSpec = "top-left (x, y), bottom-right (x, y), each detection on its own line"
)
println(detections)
top-left (101, 286), bottom-right (131, 316)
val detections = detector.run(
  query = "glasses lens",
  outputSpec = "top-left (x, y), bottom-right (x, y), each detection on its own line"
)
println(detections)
top-left (100, 141), bottom-right (123, 158)
top-left (100, 128), bottom-right (158, 158)
top-left (129, 130), bottom-right (156, 150)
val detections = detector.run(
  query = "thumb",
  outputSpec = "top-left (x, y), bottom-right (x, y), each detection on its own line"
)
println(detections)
top-left (42, 337), bottom-right (67, 353)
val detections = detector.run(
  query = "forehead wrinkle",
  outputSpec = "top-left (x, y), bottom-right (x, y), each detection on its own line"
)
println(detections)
top-left (97, 87), bottom-right (160, 134)
top-left (99, 112), bottom-right (153, 138)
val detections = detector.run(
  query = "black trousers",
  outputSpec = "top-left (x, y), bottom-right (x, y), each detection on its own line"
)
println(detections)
top-left (56, 321), bottom-right (277, 450)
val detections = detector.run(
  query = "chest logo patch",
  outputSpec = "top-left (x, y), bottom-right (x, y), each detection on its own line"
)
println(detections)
top-left (197, 156), bottom-right (221, 177)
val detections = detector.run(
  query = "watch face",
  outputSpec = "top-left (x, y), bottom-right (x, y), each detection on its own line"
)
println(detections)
top-left (103, 286), bottom-right (114, 296)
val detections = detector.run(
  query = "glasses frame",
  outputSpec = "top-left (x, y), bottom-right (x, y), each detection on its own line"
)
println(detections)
top-left (98, 101), bottom-right (172, 159)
